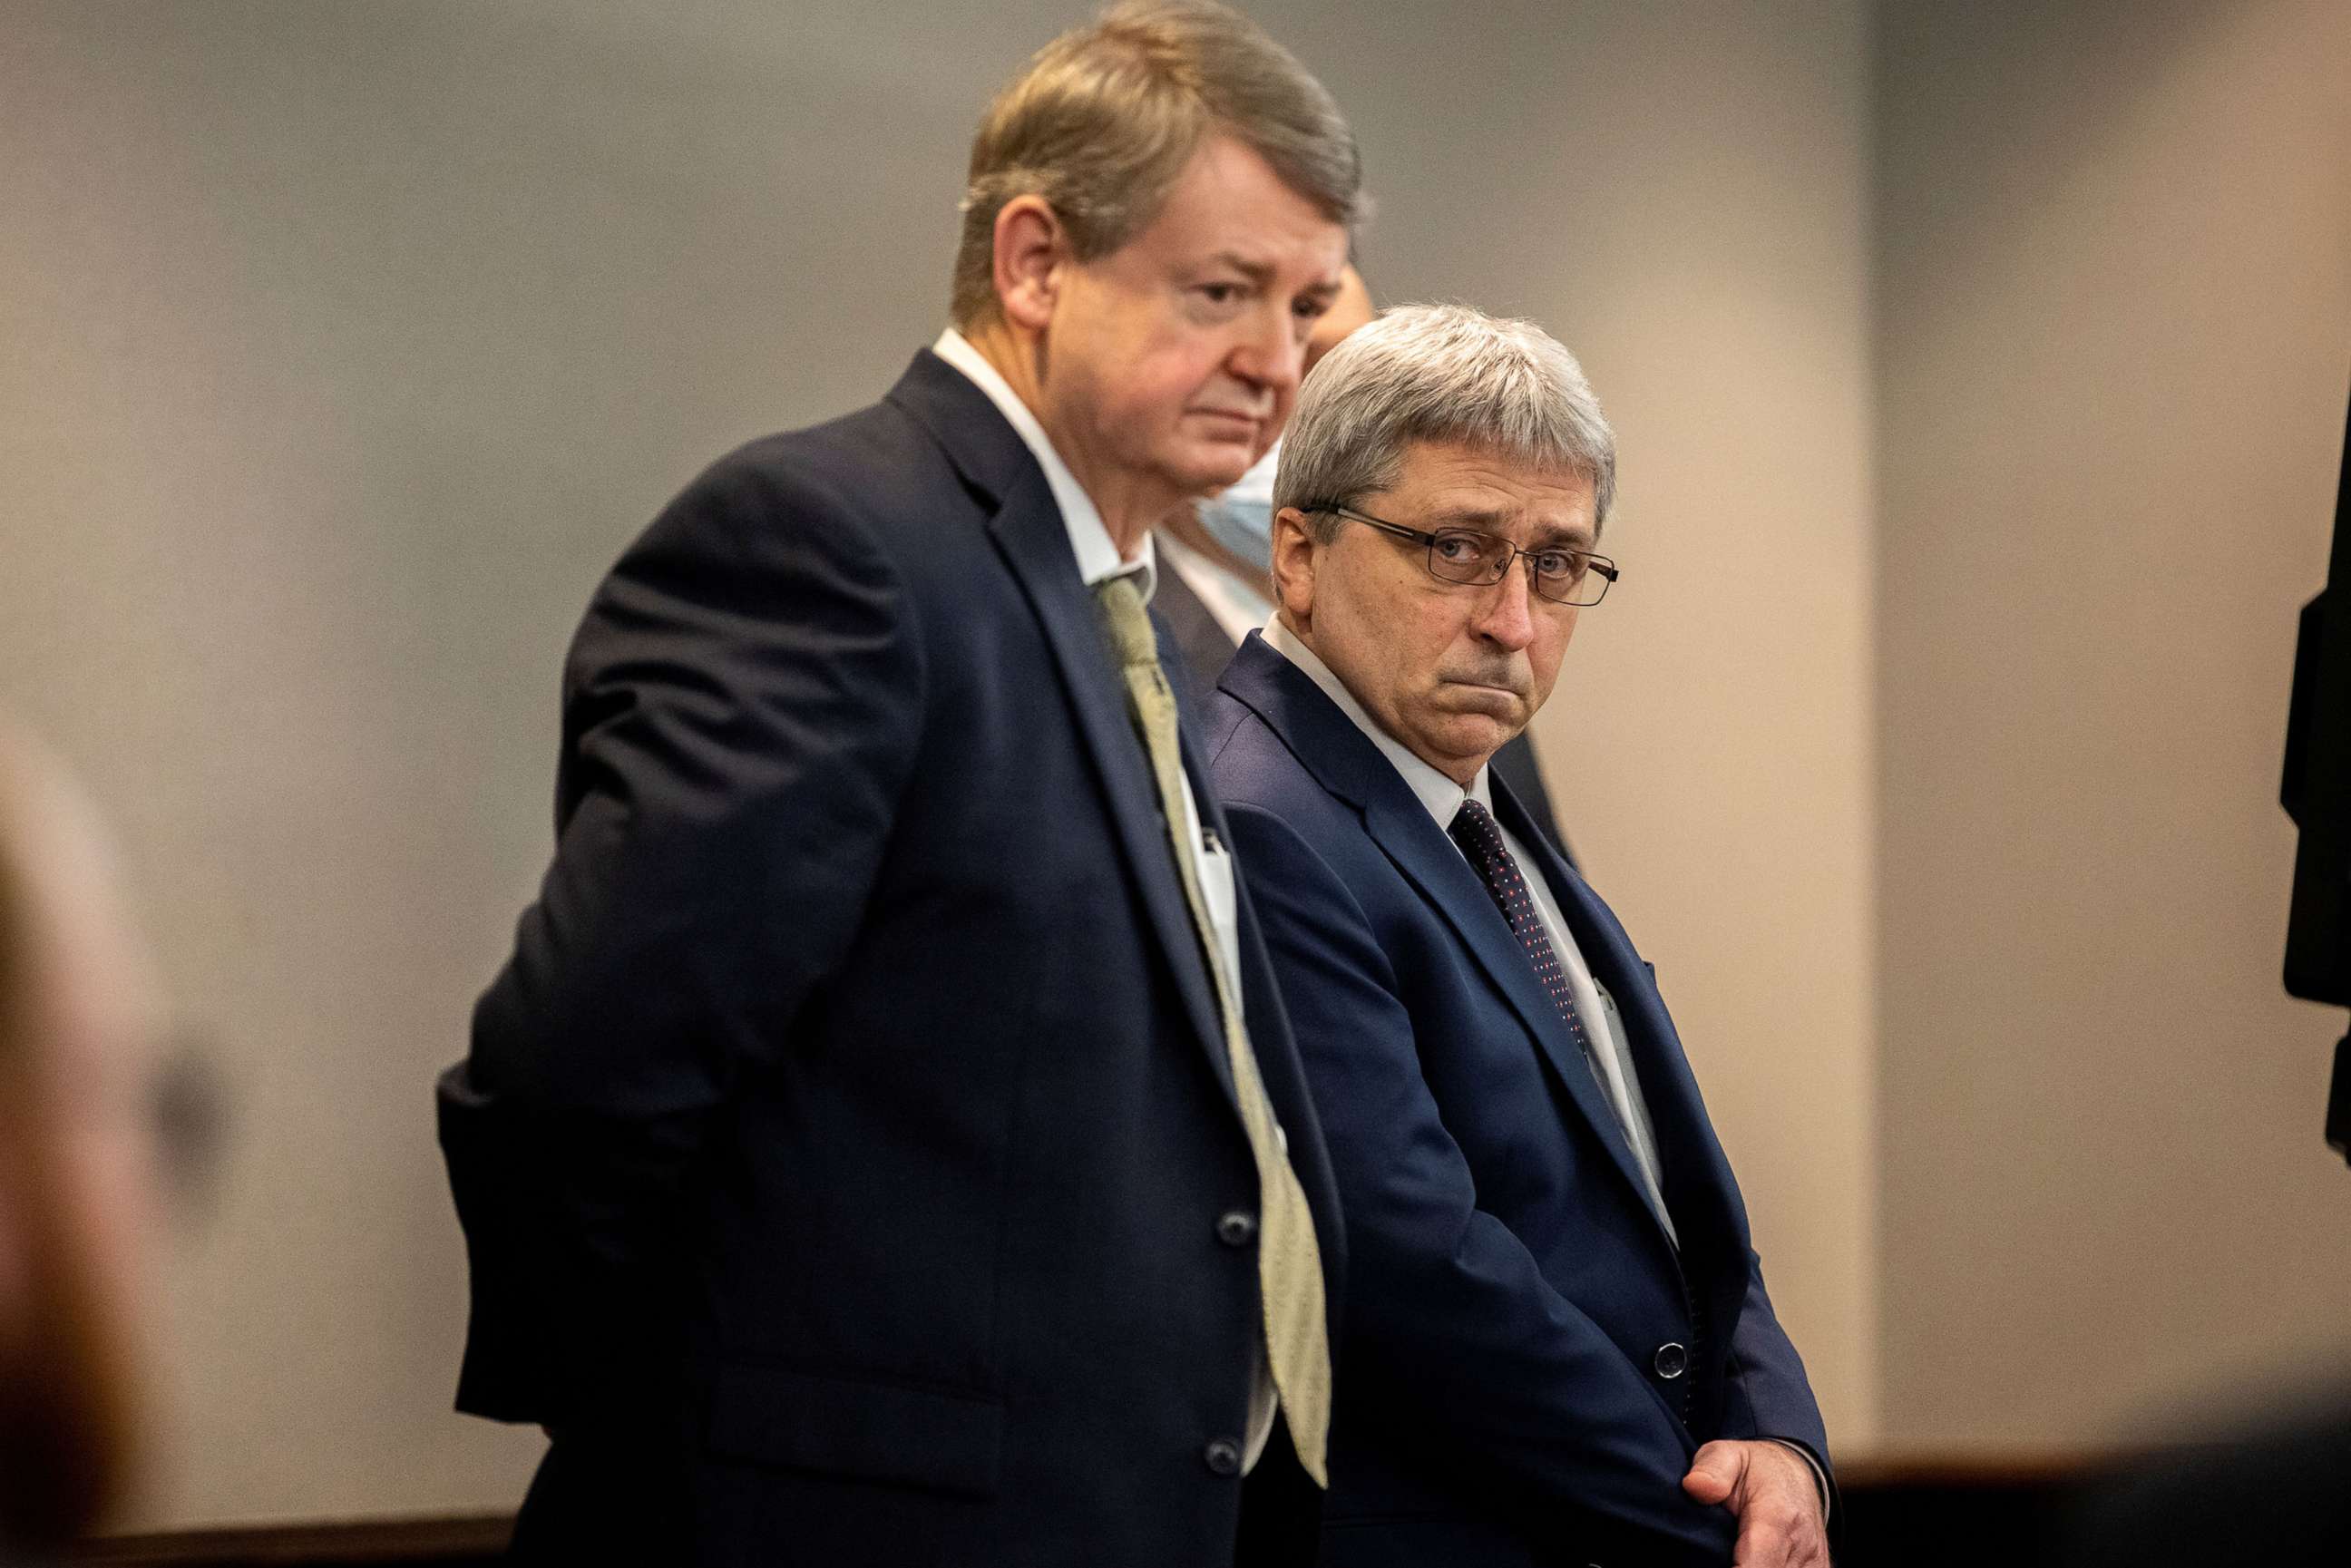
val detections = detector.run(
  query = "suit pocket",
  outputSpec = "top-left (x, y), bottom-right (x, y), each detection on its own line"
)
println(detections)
top-left (705, 1362), bottom-right (1005, 1499)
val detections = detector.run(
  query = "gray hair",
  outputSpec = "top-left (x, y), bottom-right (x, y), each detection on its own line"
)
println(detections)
top-left (950, 1), bottom-right (1365, 327)
top-left (1273, 304), bottom-right (1617, 537)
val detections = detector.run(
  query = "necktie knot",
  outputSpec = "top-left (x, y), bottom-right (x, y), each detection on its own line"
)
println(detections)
top-left (1093, 573), bottom-right (1159, 670)
top-left (1449, 797), bottom-right (1505, 859)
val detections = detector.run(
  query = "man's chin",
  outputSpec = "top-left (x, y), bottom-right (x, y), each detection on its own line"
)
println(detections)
top-left (1434, 685), bottom-right (1530, 729)
top-left (1408, 715), bottom-right (1524, 779)
top-left (1166, 442), bottom-right (1257, 495)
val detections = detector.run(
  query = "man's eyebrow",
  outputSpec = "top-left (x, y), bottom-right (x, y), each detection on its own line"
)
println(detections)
top-left (1205, 255), bottom-right (1342, 305)
top-left (1208, 252), bottom-right (1275, 287)
top-left (1426, 505), bottom-right (1516, 531)
top-left (1529, 522), bottom-right (1600, 552)
top-left (1429, 506), bottom-right (1597, 550)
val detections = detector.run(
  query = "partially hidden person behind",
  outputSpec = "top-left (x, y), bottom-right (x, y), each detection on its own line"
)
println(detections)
top-left (436, 4), bottom-right (1365, 1563)
top-left (1205, 305), bottom-right (1834, 1567)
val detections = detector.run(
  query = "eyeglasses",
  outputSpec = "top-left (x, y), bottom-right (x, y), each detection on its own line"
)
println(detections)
top-left (1307, 504), bottom-right (1619, 608)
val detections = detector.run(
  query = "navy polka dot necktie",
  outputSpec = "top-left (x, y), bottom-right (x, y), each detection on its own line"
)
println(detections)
top-left (1449, 799), bottom-right (1599, 1072)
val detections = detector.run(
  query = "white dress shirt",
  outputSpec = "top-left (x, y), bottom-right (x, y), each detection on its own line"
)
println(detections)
top-left (933, 328), bottom-right (1278, 1470)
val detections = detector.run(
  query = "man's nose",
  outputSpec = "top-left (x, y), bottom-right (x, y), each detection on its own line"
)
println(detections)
top-left (1227, 303), bottom-right (1304, 396)
top-left (1470, 558), bottom-right (1540, 651)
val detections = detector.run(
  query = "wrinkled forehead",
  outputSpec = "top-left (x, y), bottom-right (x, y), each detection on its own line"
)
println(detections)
top-left (1380, 441), bottom-right (1603, 545)
top-left (1120, 134), bottom-right (1351, 282)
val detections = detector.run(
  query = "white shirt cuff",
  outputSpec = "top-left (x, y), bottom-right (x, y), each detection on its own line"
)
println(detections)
top-left (1762, 1437), bottom-right (1831, 1521)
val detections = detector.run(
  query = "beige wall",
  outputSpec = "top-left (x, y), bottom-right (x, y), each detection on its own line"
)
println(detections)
top-left (1, 0), bottom-right (1877, 1528)
top-left (1488, 5), bottom-right (1882, 1456)
top-left (1874, 0), bottom-right (2351, 1448)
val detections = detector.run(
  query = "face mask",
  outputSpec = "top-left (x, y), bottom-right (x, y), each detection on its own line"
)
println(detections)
top-left (1194, 439), bottom-right (1281, 576)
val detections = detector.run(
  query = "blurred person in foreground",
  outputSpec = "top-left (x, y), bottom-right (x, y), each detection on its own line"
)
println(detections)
top-left (1155, 268), bottom-right (1574, 861)
top-left (0, 728), bottom-right (166, 1555)
top-left (1205, 305), bottom-right (1832, 1566)
top-left (437, 4), bottom-right (1362, 1563)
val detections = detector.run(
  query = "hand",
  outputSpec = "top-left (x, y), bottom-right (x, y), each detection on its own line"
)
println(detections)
top-left (1681, 1439), bottom-right (1829, 1567)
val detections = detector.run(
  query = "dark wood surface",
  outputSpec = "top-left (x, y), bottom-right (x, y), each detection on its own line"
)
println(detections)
top-left (1838, 1454), bottom-right (2100, 1568)
top-left (60, 1458), bottom-right (2116, 1567)
top-left (63, 1514), bottom-right (512, 1567)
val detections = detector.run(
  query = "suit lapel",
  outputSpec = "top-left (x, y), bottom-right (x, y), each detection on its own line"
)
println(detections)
top-left (1174, 654), bottom-right (1349, 1298)
top-left (887, 352), bottom-right (1236, 1109)
top-left (1492, 783), bottom-right (1749, 1259)
top-left (1368, 795), bottom-right (1674, 1234)
top-left (1217, 638), bottom-right (1667, 1222)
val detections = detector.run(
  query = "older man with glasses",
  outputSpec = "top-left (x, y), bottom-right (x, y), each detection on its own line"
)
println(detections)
top-left (1205, 304), bottom-right (1833, 1567)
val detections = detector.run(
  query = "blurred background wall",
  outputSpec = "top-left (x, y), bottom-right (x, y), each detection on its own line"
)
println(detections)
top-left (0, 0), bottom-right (2337, 1533)
top-left (1874, 0), bottom-right (2351, 1450)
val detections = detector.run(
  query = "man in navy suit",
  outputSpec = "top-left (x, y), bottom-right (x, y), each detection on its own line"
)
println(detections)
top-left (1205, 305), bottom-right (1832, 1567)
top-left (435, 5), bottom-right (1362, 1563)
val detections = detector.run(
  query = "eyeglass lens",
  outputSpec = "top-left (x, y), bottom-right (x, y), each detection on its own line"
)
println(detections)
top-left (1425, 531), bottom-right (1607, 606)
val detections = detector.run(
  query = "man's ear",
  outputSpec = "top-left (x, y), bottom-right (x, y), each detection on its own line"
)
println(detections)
top-left (1269, 507), bottom-right (1319, 625)
top-left (991, 195), bottom-right (1067, 334)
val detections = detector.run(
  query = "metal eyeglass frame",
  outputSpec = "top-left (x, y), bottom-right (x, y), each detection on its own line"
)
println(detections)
top-left (1305, 503), bottom-right (1619, 607)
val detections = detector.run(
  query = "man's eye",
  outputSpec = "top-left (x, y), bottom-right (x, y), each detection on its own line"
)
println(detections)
top-left (1432, 535), bottom-right (1484, 563)
top-left (1198, 283), bottom-right (1244, 306)
top-left (1532, 551), bottom-right (1580, 579)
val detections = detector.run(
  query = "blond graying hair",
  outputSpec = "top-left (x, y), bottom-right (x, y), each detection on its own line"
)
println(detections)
top-left (1275, 303), bottom-right (1618, 538)
top-left (950, 0), bottom-right (1364, 326)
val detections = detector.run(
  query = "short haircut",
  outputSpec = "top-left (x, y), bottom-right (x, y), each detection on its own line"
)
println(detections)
top-left (1274, 303), bottom-right (1618, 540)
top-left (950, 0), bottom-right (1364, 327)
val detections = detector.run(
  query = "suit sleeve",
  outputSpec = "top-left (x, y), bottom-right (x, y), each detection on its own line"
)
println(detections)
top-left (437, 451), bottom-right (926, 1427)
top-left (1222, 801), bottom-right (1737, 1563)
top-left (1723, 1254), bottom-right (1839, 1518)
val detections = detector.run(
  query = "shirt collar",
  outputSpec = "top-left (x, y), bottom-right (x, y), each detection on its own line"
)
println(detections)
top-left (1262, 618), bottom-right (1492, 830)
top-left (933, 327), bottom-right (1155, 598)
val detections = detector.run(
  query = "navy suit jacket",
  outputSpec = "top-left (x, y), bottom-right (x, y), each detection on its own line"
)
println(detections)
top-left (1205, 633), bottom-right (1828, 1568)
top-left (436, 353), bottom-right (1344, 1568)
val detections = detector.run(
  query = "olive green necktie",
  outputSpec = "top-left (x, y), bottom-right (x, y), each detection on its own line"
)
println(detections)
top-left (1093, 573), bottom-right (1332, 1486)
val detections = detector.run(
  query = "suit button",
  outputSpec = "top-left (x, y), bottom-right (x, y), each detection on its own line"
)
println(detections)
top-left (1204, 1437), bottom-right (1244, 1476)
top-left (1216, 1210), bottom-right (1257, 1247)
top-left (1654, 1341), bottom-right (1688, 1379)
